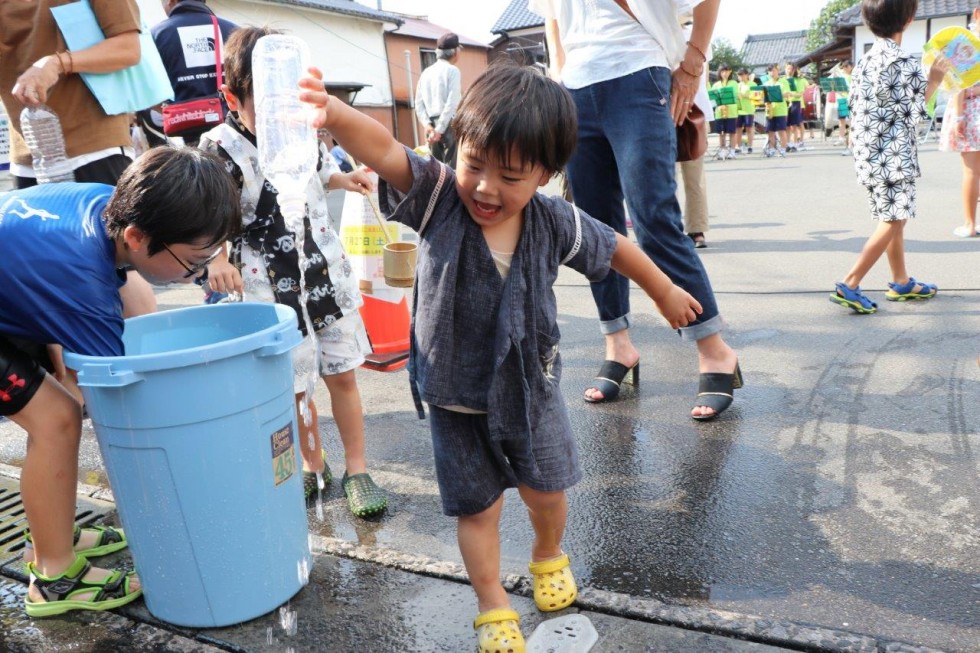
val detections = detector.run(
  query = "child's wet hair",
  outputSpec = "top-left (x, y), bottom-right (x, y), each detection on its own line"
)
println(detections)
top-left (861, 0), bottom-right (917, 38)
top-left (104, 147), bottom-right (241, 255)
top-left (451, 63), bottom-right (577, 173)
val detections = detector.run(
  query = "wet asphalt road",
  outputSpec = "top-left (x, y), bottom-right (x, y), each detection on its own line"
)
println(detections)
top-left (0, 139), bottom-right (977, 651)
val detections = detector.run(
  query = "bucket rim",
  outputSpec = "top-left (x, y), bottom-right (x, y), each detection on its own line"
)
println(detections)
top-left (63, 303), bottom-right (299, 374)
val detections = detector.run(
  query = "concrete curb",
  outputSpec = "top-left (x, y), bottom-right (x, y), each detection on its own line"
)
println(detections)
top-left (0, 467), bottom-right (950, 653)
top-left (309, 534), bottom-right (948, 653)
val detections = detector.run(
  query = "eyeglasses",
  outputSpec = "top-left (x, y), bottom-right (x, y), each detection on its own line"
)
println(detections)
top-left (162, 243), bottom-right (222, 279)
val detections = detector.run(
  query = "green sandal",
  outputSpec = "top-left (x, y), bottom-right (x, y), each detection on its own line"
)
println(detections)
top-left (24, 525), bottom-right (128, 561)
top-left (341, 472), bottom-right (387, 517)
top-left (303, 450), bottom-right (332, 501)
top-left (26, 555), bottom-right (142, 617)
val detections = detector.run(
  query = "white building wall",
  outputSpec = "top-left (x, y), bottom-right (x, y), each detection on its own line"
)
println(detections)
top-left (207, 0), bottom-right (395, 106)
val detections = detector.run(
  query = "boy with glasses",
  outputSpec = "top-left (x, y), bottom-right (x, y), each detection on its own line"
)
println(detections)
top-left (0, 146), bottom-right (240, 616)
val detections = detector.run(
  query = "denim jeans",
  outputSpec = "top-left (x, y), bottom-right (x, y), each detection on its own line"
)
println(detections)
top-left (566, 66), bottom-right (722, 341)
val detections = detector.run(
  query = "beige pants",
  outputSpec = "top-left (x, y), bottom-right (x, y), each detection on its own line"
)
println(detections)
top-left (677, 157), bottom-right (709, 234)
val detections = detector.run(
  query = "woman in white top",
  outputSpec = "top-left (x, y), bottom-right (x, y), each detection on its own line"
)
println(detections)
top-left (534, 0), bottom-right (742, 420)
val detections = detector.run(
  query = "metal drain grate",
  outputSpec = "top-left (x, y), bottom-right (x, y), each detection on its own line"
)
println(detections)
top-left (0, 478), bottom-right (112, 559)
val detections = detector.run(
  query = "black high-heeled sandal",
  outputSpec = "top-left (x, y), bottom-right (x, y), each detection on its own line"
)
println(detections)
top-left (692, 362), bottom-right (743, 421)
top-left (583, 360), bottom-right (639, 404)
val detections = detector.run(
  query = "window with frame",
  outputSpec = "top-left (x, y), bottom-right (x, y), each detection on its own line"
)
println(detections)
top-left (420, 48), bottom-right (437, 71)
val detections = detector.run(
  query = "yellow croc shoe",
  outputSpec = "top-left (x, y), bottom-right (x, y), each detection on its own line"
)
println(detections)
top-left (529, 553), bottom-right (577, 612)
top-left (474, 607), bottom-right (525, 653)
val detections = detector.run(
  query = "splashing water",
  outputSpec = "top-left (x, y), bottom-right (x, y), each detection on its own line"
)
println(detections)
top-left (297, 557), bottom-right (310, 585)
top-left (314, 494), bottom-right (324, 521)
top-left (279, 605), bottom-right (298, 636)
top-left (266, 626), bottom-right (275, 645)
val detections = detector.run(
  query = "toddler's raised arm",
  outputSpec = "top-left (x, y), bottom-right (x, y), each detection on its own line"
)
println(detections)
top-left (299, 67), bottom-right (413, 193)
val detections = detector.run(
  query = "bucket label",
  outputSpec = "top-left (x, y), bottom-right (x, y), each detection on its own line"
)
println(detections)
top-left (271, 423), bottom-right (296, 486)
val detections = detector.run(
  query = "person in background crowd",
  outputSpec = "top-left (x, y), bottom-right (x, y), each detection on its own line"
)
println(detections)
top-left (711, 63), bottom-right (739, 160)
top-left (838, 60), bottom-right (854, 155)
top-left (735, 67), bottom-right (756, 153)
top-left (142, 0), bottom-right (238, 147)
top-left (537, 0), bottom-right (743, 421)
top-left (763, 63), bottom-right (789, 157)
top-left (415, 32), bottom-right (462, 166)
top-left (784, 61), bottom-right (806, 151)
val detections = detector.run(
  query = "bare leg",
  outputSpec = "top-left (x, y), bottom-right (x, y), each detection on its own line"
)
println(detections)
top-left (12, 377), bottom-right (140, 601)
top-left (884, 220), bottom-right (910, 284)
top-left (323, 370), bottom-right (367, 476)
top-left (841, 219), bottom-right (903, 289)
top-left (518, 486), bottom-right (567, 562)
top-left (458, 496), bottom-right (509, 612)
top-left (960, 152), bottom-right (980, 235)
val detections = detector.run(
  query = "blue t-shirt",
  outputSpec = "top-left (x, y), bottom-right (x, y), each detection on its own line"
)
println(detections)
top-left (0, 183), bottom-right (126, 357)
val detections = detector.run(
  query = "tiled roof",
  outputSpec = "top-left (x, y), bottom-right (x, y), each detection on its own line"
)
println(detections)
top-left (492, 0), bottom-right (544, 34)
top-left (390, 15), bottom-right (488, 47)
top-left (837, 0), bottom-right (974, 27)
top-left (268, 0), bottom-right (402, 24)
top-left (741, 30), bottom-right (809, 68)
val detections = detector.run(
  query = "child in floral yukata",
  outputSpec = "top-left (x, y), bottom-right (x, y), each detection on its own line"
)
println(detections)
top-left (299, 63), bottom-right (702, 652)
top-left (200, 27), bottom-right (387, 517)
top-left (830, 0), bottom-right (946, 314)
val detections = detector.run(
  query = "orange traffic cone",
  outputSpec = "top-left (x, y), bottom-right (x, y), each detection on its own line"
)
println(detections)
top-left (359, 293), bottom-right (410, 372)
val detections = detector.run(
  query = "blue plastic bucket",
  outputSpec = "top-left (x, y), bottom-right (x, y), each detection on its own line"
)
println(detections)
top-left (64, 303), bottom-right (311, 627)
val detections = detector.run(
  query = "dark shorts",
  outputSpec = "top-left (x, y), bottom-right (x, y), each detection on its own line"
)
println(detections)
top-left (428, 400), bottom-right (582, 517)
top-left (712, 117), bottom-right (737, 134)
top-left (787, 102), bottom-right (804, 126)
top-left (736, 114), bottom-right (755, 129)
top-left (0, 335), bottom-right (47, 416)
top-left (767, 116), bottom-right (788, 132)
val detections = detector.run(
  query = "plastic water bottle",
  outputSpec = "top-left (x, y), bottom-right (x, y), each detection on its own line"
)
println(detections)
top-left (252, 34), bottom-right (319, 427)
top-left (20, 105), bottom-right (74, 183)
top-left (252, 34), bottom-right (317, 225)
